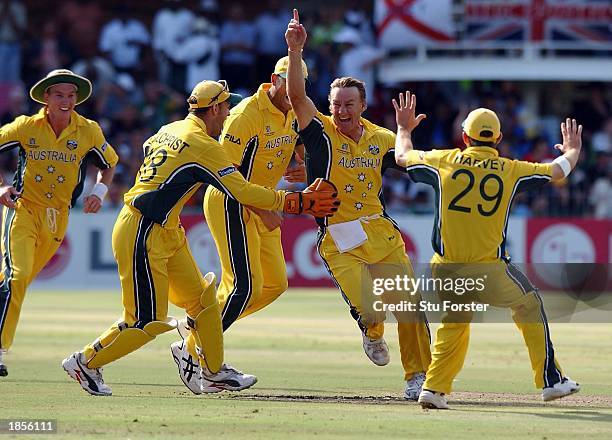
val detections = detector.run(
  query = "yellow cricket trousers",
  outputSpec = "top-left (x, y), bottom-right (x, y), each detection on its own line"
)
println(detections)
top-left (423, 254), bottom-right (564, 394)
top-left (0, 199), bottom-right (69, 350)
top-left (204, 186), bottom-right (288, 331)
top-left (82, 205), bottom-right (219, 367)
top-left (317, 216), bottom-right (431, 379)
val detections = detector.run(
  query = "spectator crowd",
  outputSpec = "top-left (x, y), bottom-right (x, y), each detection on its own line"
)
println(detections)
top-left (0, 0), bottom-right (610, 218)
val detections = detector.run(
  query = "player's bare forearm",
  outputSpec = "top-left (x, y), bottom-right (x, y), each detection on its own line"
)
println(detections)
top-left (98, 166), bottom-right (115, 186)
top-left (551, 118), bottom-right (582, 181)
top-left (84, 166), bottom-right (115, 214)
top-left (286, 9), bottom-right (317, 130)
top-left (394, 127), bottom-right (414, 168)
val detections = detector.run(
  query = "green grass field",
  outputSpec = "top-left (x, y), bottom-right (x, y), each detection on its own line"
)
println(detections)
top-left (2, 289), bottom-right (612, 439)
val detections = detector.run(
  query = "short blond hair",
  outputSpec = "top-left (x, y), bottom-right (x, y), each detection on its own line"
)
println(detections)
top-left (329, 77), bottom-right (367, 104)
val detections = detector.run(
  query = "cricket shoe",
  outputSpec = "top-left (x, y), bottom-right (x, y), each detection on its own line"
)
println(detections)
top-left (201, 364), bottom-right (257, 393)
top-left (62, 352), bottom-right (112, 396)
top-left (404, 372), bottom-right (426, 401)
top-left (418, 390), bottom-right (449, 409)
top-left (542, 377), bottom-right (580, 402)
top-left (170, 340), bottom-right (203, 395)
top-left (362, 333), bottom-right (390, 366)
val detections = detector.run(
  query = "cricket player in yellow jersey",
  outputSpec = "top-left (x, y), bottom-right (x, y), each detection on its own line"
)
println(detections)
top-left (199, 57), bottom-right (309, 389)
top-left (62, 79), bottom-right (339, 396)
top-left (286, 10), bottom-right (431, 401)
top-left (0, 69), bottom-right (118, 377)
top-left (392, 91), bottom-right (582, 408)
top-left (205, 56), bottom-right (308, 331)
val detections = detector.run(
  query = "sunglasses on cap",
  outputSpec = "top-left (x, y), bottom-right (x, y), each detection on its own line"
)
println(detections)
top-left (208, 80), bottom-right (228, 106)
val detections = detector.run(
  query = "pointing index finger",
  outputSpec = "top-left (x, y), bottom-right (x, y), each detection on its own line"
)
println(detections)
top-left (293, 9), bottom-right (299, 23)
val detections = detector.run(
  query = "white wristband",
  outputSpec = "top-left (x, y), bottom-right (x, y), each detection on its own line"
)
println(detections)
top-left (90, 182), bottom-right (108, 201)
top-left (553, 156), bottom-right (572, 178)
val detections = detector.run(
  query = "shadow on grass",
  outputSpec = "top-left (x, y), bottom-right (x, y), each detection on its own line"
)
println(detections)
top-left (454, 407), bottom-right (612, 422)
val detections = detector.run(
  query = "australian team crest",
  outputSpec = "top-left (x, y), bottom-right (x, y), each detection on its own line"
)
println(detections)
top-left (265, 125), bottom-right (273, 135)
top-left (66, 140), bottom-right (78, 150)
top-left (369, 144), bottom-right (380, 155)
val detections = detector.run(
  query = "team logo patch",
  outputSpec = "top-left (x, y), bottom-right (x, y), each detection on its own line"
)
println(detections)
top-left (368, 145), bottom-right (380, 155)
top-left (218, 166), bottom-right (237, 177)
top-left (100, 141), bottom-right (108, 152)
top-left (28, 138), bottom-right (36, 145)
top-left (337, 143), bottom-right (350, 155)
top-left (66, 140), bottom-right (78, 150)
top-left (265, 125), bottom-right (273, 135)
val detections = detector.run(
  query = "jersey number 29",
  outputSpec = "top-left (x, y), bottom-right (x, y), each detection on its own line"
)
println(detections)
top-left (448, 169), bottom-right (504, 216)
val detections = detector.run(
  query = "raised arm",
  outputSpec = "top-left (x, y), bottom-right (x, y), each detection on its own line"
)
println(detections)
top-left (392, 91), bottom-right (426, 167)
top-left (285, 9), bottom-right (317, 131)
top-left (550, 118), bottom-right (582, 181)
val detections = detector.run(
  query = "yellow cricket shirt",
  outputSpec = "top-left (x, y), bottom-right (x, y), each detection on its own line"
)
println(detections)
top-left (297, 112), bottom-right (402, 226)
top-left (405, 146), bottom-right (553, 262)
top-left (0, 108), bottom-right (118, 209)
top-left (125, 114), bottom-right (286, 228)
top-left (221, 83), bottom-right (300, 188)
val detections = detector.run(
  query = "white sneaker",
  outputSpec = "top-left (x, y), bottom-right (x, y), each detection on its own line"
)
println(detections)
top-left (361, 333), bottom-right (390, 366)
top-left (404, 372), bottom-right (426, 401)
top-left (201, 363), bottom-right (257, 393)
top-left (542, 377), bottom-right (580, 402)
top-left (418, 389), bottom-right (449, 409)
top-left (62, 352), bottom-right (112, 396)
top-left (170, 340), bottom-right (203, 395)
top-left (0, 350), bottom-right (7, 377)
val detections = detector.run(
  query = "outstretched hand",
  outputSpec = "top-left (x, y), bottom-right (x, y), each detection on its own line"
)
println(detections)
top-left (285, 9), bottom-right (307, 51)
top-left (392, 91), bottom-right (426, 132)
top-left (554, 118), bottom-right (582, 154)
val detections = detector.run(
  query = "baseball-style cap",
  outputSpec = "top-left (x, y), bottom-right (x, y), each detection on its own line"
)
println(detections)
top-left (462, 108), bottom-right (501, 142)
top-left (30, 69), bottom-right (92, 105)
top-left (273, 56), bottom-right (308, 79)
top-left (187, 80), bottom-right (242, 109)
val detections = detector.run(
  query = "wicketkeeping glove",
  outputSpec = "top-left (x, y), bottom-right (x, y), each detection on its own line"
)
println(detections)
top-left (284, 178), bottom-right (340, 217)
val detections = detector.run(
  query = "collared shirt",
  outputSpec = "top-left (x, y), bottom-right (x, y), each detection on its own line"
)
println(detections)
top-left (405, 146), bottom-right (553, 262)
top-left (125, 113), bottom-right (286, 229)
top-left (0, 108), bottom-right (118, 209)
top-left (221, 83), bottom-right (299, 189)
top-left (298, 111), bottom-right (401, 226)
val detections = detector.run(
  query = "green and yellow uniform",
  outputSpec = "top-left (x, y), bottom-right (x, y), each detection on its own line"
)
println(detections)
top-left (404, 146), bottom-right (564, 393)
top-left (205, 84), bottom-right (301, 329)
top-left (0, 109), bottom-right (118, 350)
top-left (298, 112), bottom-right (432, 379)
top-left (81, 114), bottom-right (289, 371)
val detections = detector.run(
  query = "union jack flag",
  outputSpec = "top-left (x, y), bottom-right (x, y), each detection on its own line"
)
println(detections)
top-left (463, 0), bottom-right (612, 43)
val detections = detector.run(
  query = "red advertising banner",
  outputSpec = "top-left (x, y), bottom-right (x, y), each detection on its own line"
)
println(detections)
top-left (526, 218), bottom-right (611, 292)
top-left (527, 218), bottom-right (610, 264)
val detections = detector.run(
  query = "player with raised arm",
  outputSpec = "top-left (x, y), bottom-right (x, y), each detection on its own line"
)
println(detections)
top-left (0, 69), bottom-right (118, 377)
top-left (393, 91), bottom-right (581, 409)
top-left (285, 10), bottom-right (431, 400)
top-left (62, 79), bottom-right (339, 396)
